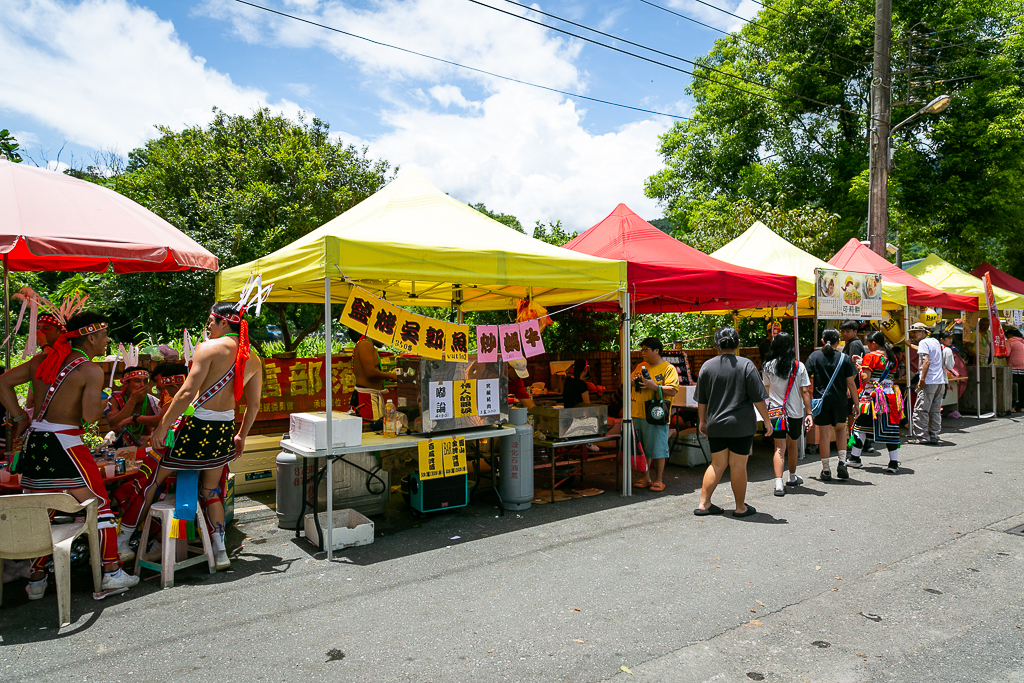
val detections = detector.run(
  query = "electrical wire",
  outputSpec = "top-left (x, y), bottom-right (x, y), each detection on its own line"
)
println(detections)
top-left (635, 0), bottom-right (870, 67)
top-left (230, 0), bottom-right (690, 120)
top-left (471, 0), bottom-right (865, 116)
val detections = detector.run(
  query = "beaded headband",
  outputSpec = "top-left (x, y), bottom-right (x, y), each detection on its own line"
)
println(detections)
top-left (37, 313), bottom-right (64, 329)
top-left (65, 322), bottom-right (108, 338)
top-left (121, 368), bottom-right (150, 382)
top-left (156, 374), bottom-right (185, 387)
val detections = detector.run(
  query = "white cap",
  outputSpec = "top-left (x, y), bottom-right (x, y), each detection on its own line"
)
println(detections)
top-left (509, 358), bottom-right (529, 378)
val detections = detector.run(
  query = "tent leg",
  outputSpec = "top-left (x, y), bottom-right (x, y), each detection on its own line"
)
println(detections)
top-left (325, 276), bottom-right (333, 560)
top-left (976, 320), bottom-right (981, 419)
top-left (3, 254), bottom-right (9, 456)
top-left (620, 291), bottom-right (632, 497)
top-left (905, 305), bottom-right (911, 411)
top-left (793, 307), bottom-right (805, 456)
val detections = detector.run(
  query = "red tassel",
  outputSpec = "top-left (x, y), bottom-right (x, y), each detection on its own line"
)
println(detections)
top-left (36, 333), bottom-right (73, 383)
top-left (234, 319), bottom-right (250, 401)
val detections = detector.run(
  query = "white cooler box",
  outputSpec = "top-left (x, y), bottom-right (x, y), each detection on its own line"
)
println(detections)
top-left (289, 411), bottom-right (362, 451)
top-left (304, 509), bottom-right (374, 551)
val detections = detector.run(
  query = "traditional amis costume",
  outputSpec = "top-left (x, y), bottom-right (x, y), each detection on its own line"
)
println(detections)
top-left (852, 349), bottom-right (904, 471)
top-left (12, 298), bottom-right (122, 578)
top-left (161, 276), bottom-right (271, 555)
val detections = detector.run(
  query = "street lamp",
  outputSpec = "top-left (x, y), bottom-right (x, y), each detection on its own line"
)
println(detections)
top-left (888, 95), bottom-right (951, 171)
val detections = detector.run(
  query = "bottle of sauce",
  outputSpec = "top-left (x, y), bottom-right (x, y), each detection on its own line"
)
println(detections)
top-left (383, 399), bottom-right (398, 438)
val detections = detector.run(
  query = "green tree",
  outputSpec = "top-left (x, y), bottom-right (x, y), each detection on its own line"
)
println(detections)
top-left (0, 129), bottom-right (22, 162)
top-left (531, 219), bottom-right (574, 246)
top-left (645, 0), bottom-right (1024, 272)
top-left (92, 108), bottom-right (393, 350)
top-left (469, 202), bottom-right (525, 233)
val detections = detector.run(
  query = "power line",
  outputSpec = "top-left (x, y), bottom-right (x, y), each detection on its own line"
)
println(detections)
top-left (472, 0), bottom-right (865, 116)
top-left (230, 0), bottom-right (689, 120)
top-left (637, 0), bottom-right (870, 67)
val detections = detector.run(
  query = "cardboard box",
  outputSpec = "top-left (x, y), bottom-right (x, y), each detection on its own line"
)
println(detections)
top-left (229, 434), bottom-right (282, 494)
top-left (304, 509), bottom-right (374, 551)
top-left (288, 411), bottom-right (362, 451)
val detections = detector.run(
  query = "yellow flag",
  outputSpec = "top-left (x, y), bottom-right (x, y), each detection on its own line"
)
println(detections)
top-left (391, 308), bottom-right (422, 355)
top-left (445, 322), bottom-right (470, 363)
top-left (366, 298), bottom-right (401, 346)
top-left (340, 288), bottom-right (376, 335)
top-left (420, 318), bottom-right (447, 360)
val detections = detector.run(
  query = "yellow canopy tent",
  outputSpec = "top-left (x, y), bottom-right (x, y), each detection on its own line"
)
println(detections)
top-left (215, 169), bottom-right (626, 310)
top-left (216, 171), bottom-right (633, 547)
top-left (708, 221), bottom-right (907, 316)
top-left (906, 253), bottom-right (1024, 310)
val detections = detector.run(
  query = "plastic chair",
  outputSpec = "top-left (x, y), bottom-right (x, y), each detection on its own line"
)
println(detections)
top-left (133, 496), bottom-right (215, 588)
top-left (0, 493), bottom-right (103, 627)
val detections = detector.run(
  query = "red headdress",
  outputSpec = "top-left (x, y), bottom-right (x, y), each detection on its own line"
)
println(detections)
top-left (35, 293), bottom-right (104, 384)
top-left (211, 274), bottom-right (273, 401)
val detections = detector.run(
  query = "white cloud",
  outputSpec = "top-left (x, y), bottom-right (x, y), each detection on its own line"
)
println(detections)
top-left (371, 85), bottom-right (671, 231)
top-left (0, 0), bottom-right (302, 151)
top-left (202, 0), bottom-right (674, 229)
top-left (666, 0), bottom-right (760, 33)
top-left (10, 131), bottom-right (39, 148)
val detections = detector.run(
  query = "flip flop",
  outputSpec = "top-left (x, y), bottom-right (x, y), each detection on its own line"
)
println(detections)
top-left (732, 505), bottom-right (758, 518)
top-left (633, 478), bottom-right (651, 489)
top-left (694, 504), bottom-right (724, 516)
top-left (649, 481), bottom-right (666, 492)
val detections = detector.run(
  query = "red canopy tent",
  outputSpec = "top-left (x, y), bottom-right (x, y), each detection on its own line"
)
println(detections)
top-left (829, 239), bottom-right (977, 311)
top-left (0, 159), bottom-right (218, 273)
top-left (970, 262), bottom-right (1024, 299)
top-left (563, 204), bottom-right (797, 312)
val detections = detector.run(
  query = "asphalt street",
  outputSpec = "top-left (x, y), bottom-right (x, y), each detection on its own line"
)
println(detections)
top-left (2, 413), bottom-right (1023, 682)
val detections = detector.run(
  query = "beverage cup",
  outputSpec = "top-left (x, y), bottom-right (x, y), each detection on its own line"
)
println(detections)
top-left (105, 464), bottom-right (116, 478)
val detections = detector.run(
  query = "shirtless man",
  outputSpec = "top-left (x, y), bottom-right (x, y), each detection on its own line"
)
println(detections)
top-left (151, 302), bottom-right (263, 570)
top-left (0, 311), bottom-right (140, 599)
top-left (347, 328), bottom-right (398, 430)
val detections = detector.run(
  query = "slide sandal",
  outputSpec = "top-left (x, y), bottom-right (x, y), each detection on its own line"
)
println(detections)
top-left (694, 504), bottom-right (724, 516)
top-left (732, 505), bottom-right (758, 518)
top-left (649, 481), bottom-right (666, 492)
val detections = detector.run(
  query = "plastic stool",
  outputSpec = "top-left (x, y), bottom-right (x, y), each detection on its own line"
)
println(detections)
top-left (133, 496), bottom-right (215, 588)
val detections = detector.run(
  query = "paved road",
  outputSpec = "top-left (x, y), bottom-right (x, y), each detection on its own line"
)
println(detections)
top-left (2, 414), bottom-right (1023, 682)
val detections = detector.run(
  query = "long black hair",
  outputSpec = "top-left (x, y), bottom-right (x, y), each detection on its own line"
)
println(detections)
top-left (764, 332), bottom-right (796, 380)
top-left (867, 330), bottom-right (897, 366)
top-left (821, 328), bottom-right (840, 356)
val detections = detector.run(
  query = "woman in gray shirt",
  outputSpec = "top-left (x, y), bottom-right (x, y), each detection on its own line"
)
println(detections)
top-left (695, 327), bottom-right (773, 518)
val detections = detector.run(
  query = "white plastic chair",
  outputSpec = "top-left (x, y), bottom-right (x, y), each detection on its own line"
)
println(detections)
top-left (0, 493), bottom-right (103, 627)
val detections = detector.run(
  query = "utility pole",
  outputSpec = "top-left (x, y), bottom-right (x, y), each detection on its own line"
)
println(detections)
top-left (867, 0), bottom-right (892, 257)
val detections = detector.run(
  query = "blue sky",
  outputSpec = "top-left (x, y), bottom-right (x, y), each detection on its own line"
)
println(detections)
top-left (0, 0), bottom-right (757, 231)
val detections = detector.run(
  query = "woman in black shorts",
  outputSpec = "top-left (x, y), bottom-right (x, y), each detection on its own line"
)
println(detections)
top-left (762, 333), bottom-right (813, 497)
top-left (805, 329), bottom-right (858, 481)
top-left (695, 327), bottom-right (773, 518)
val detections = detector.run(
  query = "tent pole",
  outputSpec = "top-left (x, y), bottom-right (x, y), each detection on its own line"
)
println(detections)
top-left (793, 305), bottom-right (805, 456)
top-left (904, 305), bottom-right (911, 410)
top-left (325, 276), bottom-right (334, 560)
top-left (976, 317), bottom-right (981, 419)
top-left (620, 291), bottom-right (632, 497)
top-left (3, 254), bottom-right (9, 456)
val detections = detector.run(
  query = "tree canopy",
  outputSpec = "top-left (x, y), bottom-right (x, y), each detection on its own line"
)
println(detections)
top-left (86, 108), bottom-right (393, 350)
top-left (645, 0), bottom-right (1024, 274)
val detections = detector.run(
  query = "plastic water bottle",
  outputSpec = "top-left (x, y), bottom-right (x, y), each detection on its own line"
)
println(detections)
top-left (383, 400), bottom-right (398, 438)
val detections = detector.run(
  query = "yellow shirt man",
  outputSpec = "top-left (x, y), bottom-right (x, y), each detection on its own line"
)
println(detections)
top-left (630, 361), bottom-right (680, 419)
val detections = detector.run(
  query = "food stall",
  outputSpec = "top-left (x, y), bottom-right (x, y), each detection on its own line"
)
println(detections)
top-left (216, 169), bottom-right (628, 558)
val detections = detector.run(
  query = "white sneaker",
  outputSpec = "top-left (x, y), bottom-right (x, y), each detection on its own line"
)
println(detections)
top-left (93, 570), bottom-right (140, 600)
top-left (214, 549), bottom-right (231, 571)
top-left (26, 580), bottom-right (47, 600)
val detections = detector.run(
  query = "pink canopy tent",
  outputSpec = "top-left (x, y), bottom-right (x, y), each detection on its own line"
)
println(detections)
top-left (563, 204), bottom-right (797, 312)
top-left (0, 159), bottom-right (218, 273)
top-left (970, 262), bottom-right (1024, 299)
top-left (829, 239), bottom-right (977, 311)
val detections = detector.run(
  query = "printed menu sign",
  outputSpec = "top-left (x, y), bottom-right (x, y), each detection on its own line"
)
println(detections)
top-left (816, 269), bottom-right (883, 320)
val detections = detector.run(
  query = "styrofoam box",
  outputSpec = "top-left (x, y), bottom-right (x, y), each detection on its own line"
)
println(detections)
top-left (304, 509), bottom-right (374, 551)
top-left (289, 411), bottom-right (362, 451)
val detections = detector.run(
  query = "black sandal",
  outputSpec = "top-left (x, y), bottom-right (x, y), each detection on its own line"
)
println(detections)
top-left (694, 504), bottom-right (724, 516)
top-left (732, 505), bottom-right (758, 518)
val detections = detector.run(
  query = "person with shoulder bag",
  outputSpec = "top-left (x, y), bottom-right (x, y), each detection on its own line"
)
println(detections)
top-left (629, 337), bottom-right (679, 492)
top-left (762, 333), bottom-right (812, 497)
top-left (806, 329), bottom-right (858, 481)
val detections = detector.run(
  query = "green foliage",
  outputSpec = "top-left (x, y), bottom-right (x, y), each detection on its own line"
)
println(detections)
top-left (646, 0), bottom-right (1024, 273)
top-left (0, 129), bottom-right (22, 162)
top-left (468, 202), bottom-right (525, 233)
top-left (531, 220), bottom-right (574, 246)
top-left (84, 108), bottom-right (393, 349)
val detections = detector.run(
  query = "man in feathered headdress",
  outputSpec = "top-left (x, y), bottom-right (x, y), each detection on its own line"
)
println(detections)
top-left (151, 277), bottom-right (268, 570)
top-left (105, 365), bottom-right (161, 449)
top-left (0, 310), bottom-right (140, 600)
